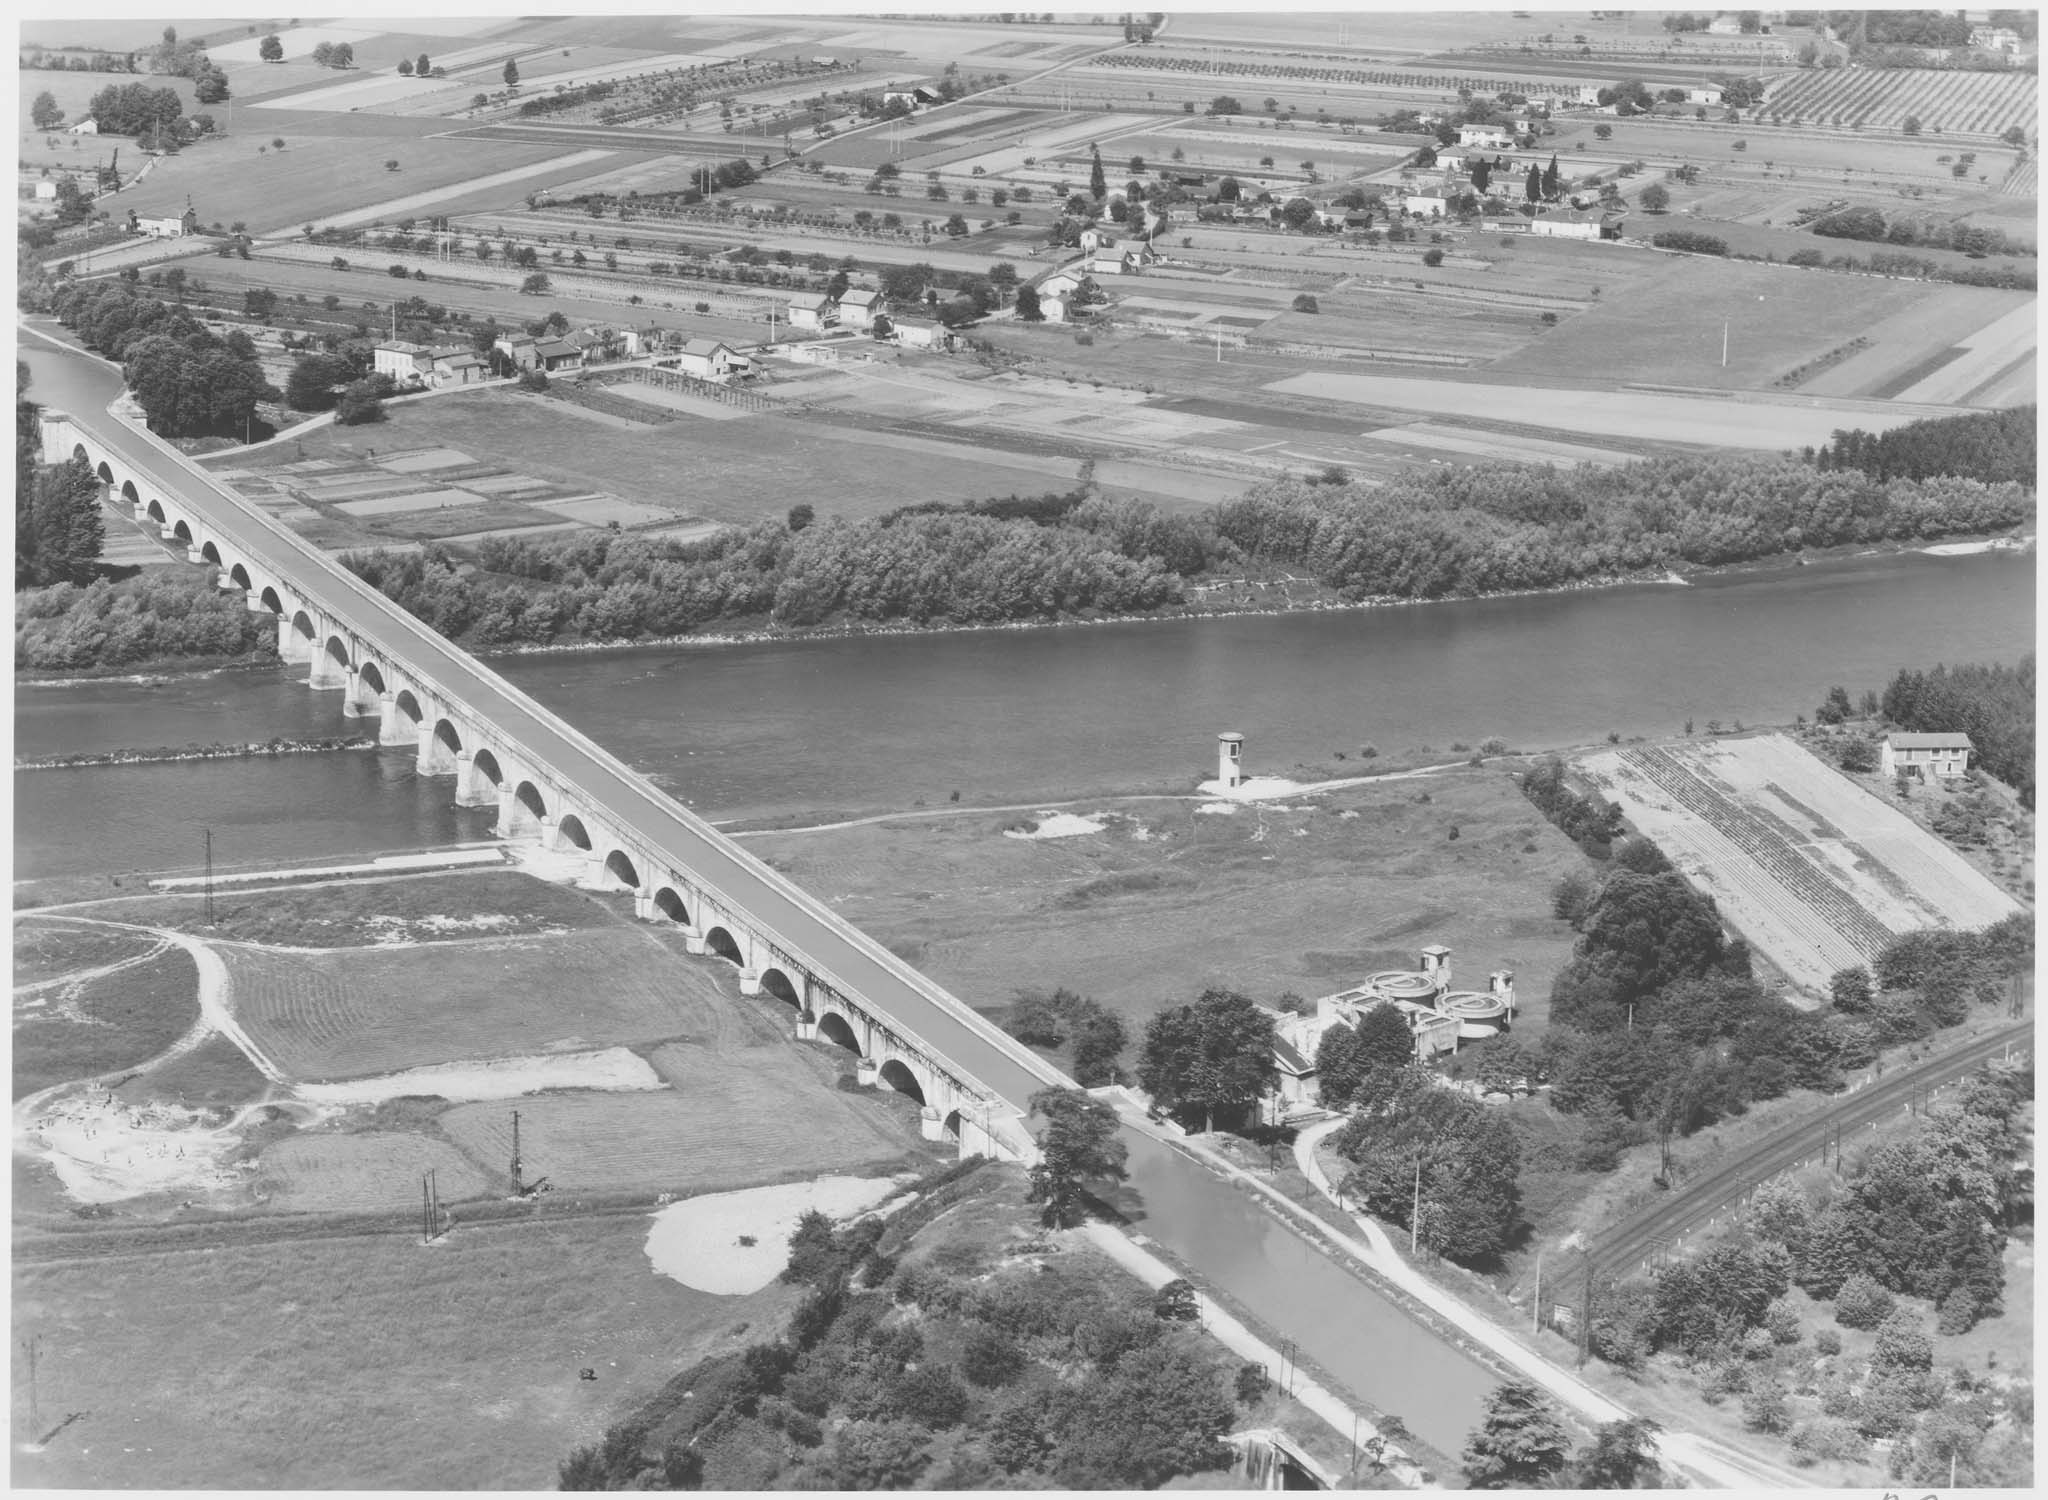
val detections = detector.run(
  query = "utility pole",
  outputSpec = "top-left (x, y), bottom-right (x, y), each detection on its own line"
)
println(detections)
top-left (1576, 1259), bottom-right (1594, 1367)
top-left (1532, 1251), bottom-right (1542, 1332)
top-left (21, 1335), bottom-right (41, 1436)
top-left (1409, 1154), bottom-right (1423, 1254)
top-left (202, 828), bottom-right (215, 925)
top-left (510, 1109), bottom-right (524, 1196)
top-left (1721, 319), bottom-right (1729, 367)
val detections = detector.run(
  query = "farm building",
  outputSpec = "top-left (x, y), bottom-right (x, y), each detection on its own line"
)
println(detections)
top-left (1970, 25), bottom-right (2022, 53)
top-left (372, 341), bottom-right (432, 384)
top-left (1038, 292), bottom-right (1071, 323)
top-left (493, 334), bottom-right (539, 370)
top-left (426, 348), bottom-right (486, 385)
top-left (1403, 191), bottom-right (1448, 218)
top-left (880, 83), bottom-right (944, 110)
top-left (32, 179), bottom-right (57, 201)
top-left (892, 317), bottom-right (954, 351)
top-left (787, 293), bottom-right (835, 332)
top-left (1685, 86), bottom-right (1725, 105)
top-left (674, 338), bottom-right (740, 381)
top-left (1458, 123), bottom-right (1516, 149)
top-left (68, 117), bottom-right (98, 135)
top-left (837, 287), bottom-right (883, 329)
top-left (1037, 269), bottom-right (1084, 300)
top-left (534, 338), bottom-right (585, 373)
top-left (129, 207), bottom-right (197, 238)
top-left (1880, 732), bottom-right (1973, 780)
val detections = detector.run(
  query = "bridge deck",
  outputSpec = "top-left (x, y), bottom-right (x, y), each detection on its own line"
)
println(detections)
top-left (34, 332), bottom-right (1066, 1117)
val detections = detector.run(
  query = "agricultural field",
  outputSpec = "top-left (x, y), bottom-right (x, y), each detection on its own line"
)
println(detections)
top-left (1763, 67), bottom-right (2038, 141)
top-left (12, 1211), bottom-right (805, 1489)
top-left (744, 765), bottom-right (1585, 1044)
top-left (220, 926), bottom-right (730, 1082)
top-left (1578, 734), bottom-right (2022, 995)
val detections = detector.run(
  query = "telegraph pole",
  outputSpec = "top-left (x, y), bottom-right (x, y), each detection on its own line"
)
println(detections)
top-left (510, 1109), bottom-right (523, 1195)
top-left (21, 1334), bottom-right (41, 1435)
top-left (1409, 1154), bottom-right (1423, 1254)
top-left (1532, 1251), bottom-right (1542, 1332)
top-left (202, 828), bottom-right (215, 925)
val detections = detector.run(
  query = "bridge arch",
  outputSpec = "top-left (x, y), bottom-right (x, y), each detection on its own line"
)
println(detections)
top-left (324, 635), bottom-right (352, 671)
top-left (555, 813), bottom-right (593, 851)
top-left (877, 1058), bottom-right (927, 1104)
top-left (73, 443), bottom-right (92, 470)
top-left (258, 585), bottom-right (285, 616)
top-left (171, 518), bottom-right (194, 544)
top-left (468, 746), bottom-right (503, 787)
top-left (703, 926), bottom-right (744, 966)
top-left (651, 886), bottom-right (690, 925)
top-left (759, 967), bottom-right (802, 1011)
top-left (199, 539), bottom-right (222, 566)
top-left (941, 1109), bottom-right (963, 1143)
top-left (818, 1011), bottom-right (863, 1054)
top-left (430, 718), bottom-right (463, 757)
top-left (513, 779), bottom-right (549, 821)
top-left (96, 459), bottom-right (114, 486)
top-left (291, 611), bottom-right (318, 648)
top-left (356, 660), bottom-right (387, 696)
top-left (603, 849), bottom-right (641, 890)
top-left (392, 689), bottom-right (424, 728)
top-left (228, 562), bottom-right (253, 591)
top-left (143, 493), bottom-right (163, 521)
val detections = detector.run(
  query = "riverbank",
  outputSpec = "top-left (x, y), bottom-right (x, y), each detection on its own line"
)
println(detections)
top-left (17, 735), bottom-right (377, 771)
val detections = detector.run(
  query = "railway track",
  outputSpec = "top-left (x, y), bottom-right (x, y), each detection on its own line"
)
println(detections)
top-left (1586, 1019), bottom-right (2033, 1282)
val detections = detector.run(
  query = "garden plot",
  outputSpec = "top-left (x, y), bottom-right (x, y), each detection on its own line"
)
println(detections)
top-left (336, 488), bottom-right (496, 516)
top-left (221, 928), bottom-right (731, 1083)
top-left (1886, 300), bottom-right (2038, 406)
top-left (1362, 422), bottom-right (1636, 467)
top-left (530, 495), bottom-right (682, 527)
top-left (1795, 286), bottom-right (2031, 400)
top-left (1579, 734), bottom-right (2020, 994)
top-left (379, 447), bottom-right (477, 473)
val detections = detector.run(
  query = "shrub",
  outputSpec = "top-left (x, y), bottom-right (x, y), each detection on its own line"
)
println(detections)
top-left (1788, 1416), bottom-right (1860, 1464)
top-left (961, 1328), bottom-right (1026, 1388)
top-left (1871, 1309), bottom-right (1932, 1372)
top-left (889, 1364), bottom-right (969, 1429)
top-left (1291, 292), bottom-right (1319, 313)
top-left (1814, 1328), bottom-right (1841, 1356)
top-left (1833, 1273), bottom-right (1895, 1330)
top-left (1651, 230), bottom-right (1729, 256)
top-left (1764, 1298), bottom-right (1802, 1345)
top-left (1422, 247), bottom-right (1445, 267)
top-left (1742, 1377), bottom-right (1791, 1434)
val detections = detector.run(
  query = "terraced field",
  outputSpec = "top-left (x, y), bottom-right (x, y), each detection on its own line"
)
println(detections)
top-left (1764, 67), bottom-right (2037, 140)
top-left (1580, 734), bottom-right (2022, 994)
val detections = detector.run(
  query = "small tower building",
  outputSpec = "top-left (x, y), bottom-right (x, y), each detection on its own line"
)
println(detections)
top-left (1217, 732), bottom-right (1245, 789)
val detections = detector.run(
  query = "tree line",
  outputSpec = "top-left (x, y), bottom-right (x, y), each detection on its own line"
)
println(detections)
top-left (1812, 406), bottom-right (2034, 486)
top-left (15, 366), bottom-right (103, 587)
top-left (558, 1152), bottom-right (1252, 1491)
top-left (52, 280), bottom-right (276, 439)
top-left (17, 571), bottom-right (279, 671)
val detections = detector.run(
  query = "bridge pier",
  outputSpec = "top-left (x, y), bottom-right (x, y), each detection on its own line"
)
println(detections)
top-left (277, 617), bottom-right (313, 664)
top-left (919, 1107), bottom-right (947, 1142)
top-left (341, 672), bottom-right (378, 719)
top-left (307, 650), bottom-right (348, 691)
top-left (185, 544), bottom-right (207, 566)
top-left (795, 1012), bottom-right (820, 1041)
top-left (377, 694), bottom-right (418, 746)
top-left (416, 733), bottom-right (457, 777)
top-left (452, 752), bottom-right (500, 807)
top-left (736, 968), bottom-right (764, 996)
top-left (855, 1058), bottom-right (880, 1087)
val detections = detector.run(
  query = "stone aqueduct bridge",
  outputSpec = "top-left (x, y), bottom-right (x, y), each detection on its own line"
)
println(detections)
top-left (41, 405), bottom-right (1067, 1161)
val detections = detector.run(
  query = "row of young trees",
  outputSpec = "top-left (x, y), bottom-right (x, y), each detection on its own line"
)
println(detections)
top-left (51, 281), bottom-right (276, 439)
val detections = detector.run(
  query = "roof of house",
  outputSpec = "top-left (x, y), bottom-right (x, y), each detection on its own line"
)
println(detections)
top-left (839, 288), bottom-right (882, 306)
top-left (893, 317), bottom-right (941, 332)
top-left (535, 337), bottom-right (581, 358)
top-left (1271, 1034), bottom-right (1314, 1074)
top-left (680, 337), bottom-right (732, 357)
top-left (1886, 732), bottom-right (1974, 750)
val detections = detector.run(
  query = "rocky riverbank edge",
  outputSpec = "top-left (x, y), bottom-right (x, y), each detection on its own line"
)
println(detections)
top-left (17, 736), bottom-right (376, 771)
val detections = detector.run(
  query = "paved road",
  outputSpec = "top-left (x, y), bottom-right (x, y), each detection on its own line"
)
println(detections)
top-left (23, 325), bottom-right (1068, 1122)
top-left (1588, 1019), bottom-right (2034, 1280)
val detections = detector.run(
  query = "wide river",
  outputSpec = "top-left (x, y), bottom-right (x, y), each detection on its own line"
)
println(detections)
top-left (16, 545), bottom-right (2032, 880)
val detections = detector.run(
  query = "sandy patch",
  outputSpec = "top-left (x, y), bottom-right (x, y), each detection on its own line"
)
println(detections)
top-left (644, 1175), bottom-right (913, 1295)
top-left (1197, 775), bottom-right (1308, 801)
top-left (17, 1084), bottom-right (251, 1204)
top-left (293, 1047), bottom-right (661, 1105)
top-left (1003, 812), bottom-right (1105, 841)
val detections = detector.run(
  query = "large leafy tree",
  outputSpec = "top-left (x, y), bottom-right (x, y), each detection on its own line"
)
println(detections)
top-left (1053, 1342), bottom-right (1234, 1487)
top-left (1572, 1416), bottom-right (1663, 1489)
top-left (1025, 1087), bottom-right (1127, 1228)
top-left (1460, 1380), bottom-right (1571, 1489)
top-left (1336, 1070), bottom-right (1523, 1263)
top-left (1137, 988), bottom-right (1274, 1132)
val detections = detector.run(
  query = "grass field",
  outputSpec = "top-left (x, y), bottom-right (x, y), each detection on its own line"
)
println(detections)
top-left (13, 932), bottom-right (200, 1099)
top-left (746, 767), bottom-right (1584, 1042)
top-left (11, 1212), bottom-right (798, 1489)
top-left (98, 868), bottom-right (609, 948)
top-left (438, 1051), bottom-right (913, 1194)
top-left (11, 923), bottom-right (156, 986)
top-left (115, 1030), bottom-right (269, 1108)
top-left (110, 129), bottom-right (576, 234)
top-left (222, 925), bottom-right (731, 1081)
top-left (249, 1130), bottom-right (491, 1212)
